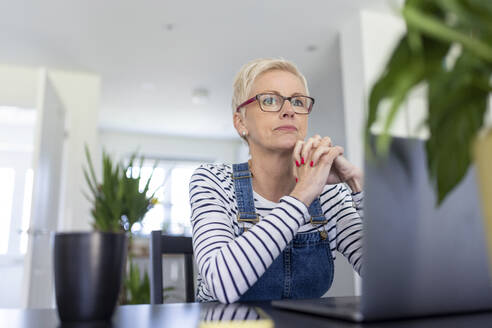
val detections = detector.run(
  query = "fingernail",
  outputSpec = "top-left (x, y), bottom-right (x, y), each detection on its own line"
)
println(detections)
top-left (295, 160), bottom-right (300, 167)
top-left (310, 161), bottom-right (313, 167)
top-left (295, 178), bottom-right (298, 183)
top-left (301, 157), bottom-right (305, 165)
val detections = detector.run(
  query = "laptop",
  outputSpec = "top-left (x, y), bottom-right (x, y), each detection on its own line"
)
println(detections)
top-left (272, 136), bottom-right (492, 322)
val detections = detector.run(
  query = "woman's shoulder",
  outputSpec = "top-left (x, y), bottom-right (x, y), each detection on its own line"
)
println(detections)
top-left (189, 163), bottom-right (236, 205)
top-left (193, 163), bottom-right (232, 178)
top-left (190, 163), bottom-right (233, 187)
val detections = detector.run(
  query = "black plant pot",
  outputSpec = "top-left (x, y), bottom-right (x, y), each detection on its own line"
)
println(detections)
top-left (54, 232), bottom-right (127, 323)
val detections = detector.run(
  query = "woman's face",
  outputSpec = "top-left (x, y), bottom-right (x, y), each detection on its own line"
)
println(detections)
top-left (239, 69), bottom-right (309, 153)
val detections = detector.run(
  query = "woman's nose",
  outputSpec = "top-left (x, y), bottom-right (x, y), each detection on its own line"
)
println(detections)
top-left (280, 99), bottom-right (295, 117)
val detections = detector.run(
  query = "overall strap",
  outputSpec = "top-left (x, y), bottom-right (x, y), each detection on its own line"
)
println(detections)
top-left (309, 197), bottom-right (328, 240)
top-left (232, 162), bottom-right (326, 226)
top-left (232, 163), bottom-right (259, 223)
top-left (308, 198), bottom-right (327, 224)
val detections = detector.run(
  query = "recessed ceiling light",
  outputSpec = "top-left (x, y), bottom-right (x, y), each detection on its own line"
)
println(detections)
top-left (191, 88), bottom-right (209, 105)
top-left (306, 45), bottom-right (318, 52)
top-left (164, 23), bottom-right (174, 31)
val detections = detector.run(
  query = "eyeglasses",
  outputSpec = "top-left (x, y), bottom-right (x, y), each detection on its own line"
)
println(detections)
top-left (236, 93), bottom-right (315, 114)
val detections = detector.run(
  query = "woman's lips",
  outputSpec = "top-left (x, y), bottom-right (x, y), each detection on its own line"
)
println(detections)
top-left (275, 125), bottom-right (297, 131)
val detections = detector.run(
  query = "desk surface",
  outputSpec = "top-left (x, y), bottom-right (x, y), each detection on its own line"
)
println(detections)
top-left (2, 299), bottom-right (492, 328)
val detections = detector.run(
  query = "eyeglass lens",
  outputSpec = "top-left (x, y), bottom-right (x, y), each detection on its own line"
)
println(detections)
top-left (258, 94), bottom-right (312, 113)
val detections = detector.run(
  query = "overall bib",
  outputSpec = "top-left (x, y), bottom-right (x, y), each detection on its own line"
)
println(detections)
top-left (232, 162), bottom-right (334, 301)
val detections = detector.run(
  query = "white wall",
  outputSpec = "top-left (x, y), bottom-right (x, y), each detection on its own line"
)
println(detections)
top-left (340, 14), bottom-right (366, 170)
top-left (48, 69), bottom-right (100, 232)
top-left (0, 65), bottom-right (38, 109)
top-left (99, 130), bottom-right (241, 164)
top-left (360, 12), bottom-right (406, 92)
top-left (306, 38), bottom-right (347, 150)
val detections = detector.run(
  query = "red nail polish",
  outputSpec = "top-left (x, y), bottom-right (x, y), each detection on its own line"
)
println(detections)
top-left (310, 161), bottom-right (313, 167)
top-left (295, 160), bottom-right (300, 167)
top-left (295, 178), bottom-right (298, 183)
top-left (301, 157), bottom-right (305, 165)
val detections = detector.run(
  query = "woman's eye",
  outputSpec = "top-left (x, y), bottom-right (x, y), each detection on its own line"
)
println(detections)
top-left (292, 98), bottom-right (305, 107)
top-left (262, 96), bottom-right (277, 106)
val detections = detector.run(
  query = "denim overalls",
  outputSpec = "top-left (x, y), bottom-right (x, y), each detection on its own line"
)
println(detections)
top-left (232, 162), bottom-right (334, 301)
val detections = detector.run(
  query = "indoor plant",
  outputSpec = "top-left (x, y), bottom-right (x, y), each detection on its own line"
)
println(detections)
top-left (366, 0), bottom-right (492, 259)
top-left (124, 260), bottom-right (174, 304)
top-left (53, 147), bottom-right (159, 322)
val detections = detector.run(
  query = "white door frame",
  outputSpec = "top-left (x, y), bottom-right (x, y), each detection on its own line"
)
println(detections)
top-left (21, 69), bottom-right (67, 308)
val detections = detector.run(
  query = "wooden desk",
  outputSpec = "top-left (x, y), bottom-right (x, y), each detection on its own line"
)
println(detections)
top-left (2, 299), bottom-right (492, 328)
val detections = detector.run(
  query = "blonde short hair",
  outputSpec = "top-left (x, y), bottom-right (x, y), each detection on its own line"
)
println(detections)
top-left (231, 58), bottom-right (309, 115)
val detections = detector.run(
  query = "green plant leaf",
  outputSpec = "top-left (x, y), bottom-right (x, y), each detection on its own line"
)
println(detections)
top-left (366, 0), bottom-right (492, 205)
top-left (426, 51), bottom-right (490, 204)
top-left (404, 3), bottom-right (492, 63)
top-left (84, 144), bottom-right (98, 190)
top-left (366, 32), bottom-right (449, 154)
top-left (123, 258), bottom-right (151, 304)
top-left (83, 146), bottom-right (160, 232)
top-left (438, 0), bottom-right (492, 38)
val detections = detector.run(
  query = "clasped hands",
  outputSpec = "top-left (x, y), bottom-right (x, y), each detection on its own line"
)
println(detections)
top-left (290, 135), bottom-right (363, 207)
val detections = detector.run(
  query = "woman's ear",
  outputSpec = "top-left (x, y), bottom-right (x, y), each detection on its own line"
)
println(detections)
top-left (233, 112), bottom-right (247, 136)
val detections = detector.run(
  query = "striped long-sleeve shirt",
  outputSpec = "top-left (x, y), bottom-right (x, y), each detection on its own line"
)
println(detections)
top-left (189, 163), bottom-right (363, 303)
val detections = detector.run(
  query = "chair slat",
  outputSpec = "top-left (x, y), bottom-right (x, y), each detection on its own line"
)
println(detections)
top-left (150, 231), bottom-right (195, 304)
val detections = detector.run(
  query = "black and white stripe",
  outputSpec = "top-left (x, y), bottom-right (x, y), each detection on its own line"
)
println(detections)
top-left (189, 163), bottom-right (363, 303)
top-left (200, 303), bottom-right (262, 322)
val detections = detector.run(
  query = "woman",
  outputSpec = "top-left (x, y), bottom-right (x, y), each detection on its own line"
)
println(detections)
top-left (189, 58), bottom-right (363, 303)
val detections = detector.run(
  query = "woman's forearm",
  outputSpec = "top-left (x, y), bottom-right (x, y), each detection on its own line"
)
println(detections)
top-left (191, 190), bottom-right (308, 303)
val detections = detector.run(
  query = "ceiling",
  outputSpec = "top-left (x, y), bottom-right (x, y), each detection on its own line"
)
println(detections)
top-left (0, 0), bottom-right (394, 139)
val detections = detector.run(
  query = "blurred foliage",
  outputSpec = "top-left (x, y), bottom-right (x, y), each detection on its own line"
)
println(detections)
top-left (122, 257), bottom-right (174, 305)
top-left (83, 146), bottom-right (160, 232)
top-left (123, 258), bottom-right (151, 304)
top-left (366, 0), bottom-right (492, 204)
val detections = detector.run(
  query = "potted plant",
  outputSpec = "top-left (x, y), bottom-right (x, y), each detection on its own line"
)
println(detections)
top-left (53, 147), bottom-right (159, 322)
top-left (366, 0), bottom-right (492, 259)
